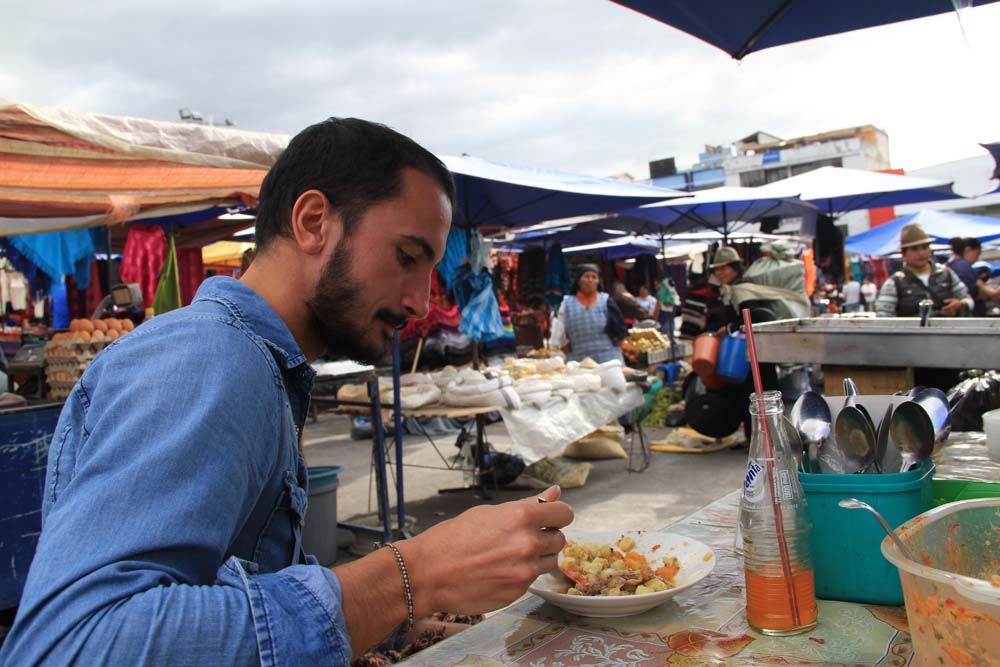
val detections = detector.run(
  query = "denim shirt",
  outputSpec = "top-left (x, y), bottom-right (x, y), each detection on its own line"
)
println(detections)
top-left (0, 277), bottom-right (353, 667)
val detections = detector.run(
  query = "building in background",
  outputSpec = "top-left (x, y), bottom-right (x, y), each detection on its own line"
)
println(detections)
top-left (723, 125), bottom-right (891, 236)
top-left (647, 145), bottom-right (730, 192)
top-left (645, 124), bottom-right (892, 236)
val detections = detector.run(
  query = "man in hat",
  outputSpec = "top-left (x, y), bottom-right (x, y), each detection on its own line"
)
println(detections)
top-left (875, 223), bottom-right (971, 318)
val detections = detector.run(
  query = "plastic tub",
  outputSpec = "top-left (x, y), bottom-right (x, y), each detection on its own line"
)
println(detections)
top-left (303, 466), bottom-right (343, 566)
top-left (984, 408), bottom-right (1000, 462)
top-left (882, 498), bottom-right (1000, 667)
top-left (798, 460), bottom-right (934, 605)
top-left (716, 332), bottom-right (749, 383)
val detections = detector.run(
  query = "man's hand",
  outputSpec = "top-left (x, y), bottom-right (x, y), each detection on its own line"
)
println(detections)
top-left (402, 485), bottom-right (573, 616)
top-left (940, 299), bottom-right (964, 317)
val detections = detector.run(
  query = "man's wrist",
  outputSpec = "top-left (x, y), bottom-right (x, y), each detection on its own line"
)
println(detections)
top-left (392, 539), bottom-right (437, 619)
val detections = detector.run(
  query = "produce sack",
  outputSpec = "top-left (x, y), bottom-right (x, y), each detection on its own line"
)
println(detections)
top-left (562, 423), bottom-right (627, 460)
top-left (521, 457), bottom-right (593, 489)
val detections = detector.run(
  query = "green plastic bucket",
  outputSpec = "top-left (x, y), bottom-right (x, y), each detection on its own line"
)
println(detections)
top-left (798, 460), bottom-right (934, 605)
top-left (303, 466), bottom-right (343, 566)
top-left (932, 479), bottom-right (1000, 506)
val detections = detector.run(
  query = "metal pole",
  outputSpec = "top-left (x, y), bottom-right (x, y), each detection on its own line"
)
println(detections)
top-left (722, 202), bottom-right (729, 244)
top-left (368, 375), bottom-right (393, 543)
top-left (391, 329), bottom-right (407, 537)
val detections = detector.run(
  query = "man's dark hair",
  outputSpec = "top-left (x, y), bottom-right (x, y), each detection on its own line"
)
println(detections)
top-left (949, 236), bottom-right (966, 255)
top-left (964, 237), bottom-right (982, 251)
top-left (254, 117), bottom-right (456, 250)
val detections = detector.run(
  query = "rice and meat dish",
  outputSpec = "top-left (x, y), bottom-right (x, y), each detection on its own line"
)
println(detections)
top-left (559, 536), bottom-right (680, 596)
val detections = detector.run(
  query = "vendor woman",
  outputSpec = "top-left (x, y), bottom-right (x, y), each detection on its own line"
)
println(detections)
top-left (558, 264), bottom-right (628, 363)
top-left (706, 246), bottom-right (780, 440)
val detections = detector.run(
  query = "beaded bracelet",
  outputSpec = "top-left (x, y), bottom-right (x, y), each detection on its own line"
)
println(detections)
top-left (385, 543), bottom-right (414, 635)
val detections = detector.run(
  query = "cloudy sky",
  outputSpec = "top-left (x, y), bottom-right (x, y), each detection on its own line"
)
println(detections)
top-left (3, 1), bottom-right (999, 179)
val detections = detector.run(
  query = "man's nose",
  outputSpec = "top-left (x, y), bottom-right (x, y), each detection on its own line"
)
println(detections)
top-left (400, 274), bottom-right (431, 320)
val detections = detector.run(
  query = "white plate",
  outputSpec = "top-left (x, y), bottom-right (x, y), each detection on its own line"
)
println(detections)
top-left (528, 530), bottom-right (715, 618)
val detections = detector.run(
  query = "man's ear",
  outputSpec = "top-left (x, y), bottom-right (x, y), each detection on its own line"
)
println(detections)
top-left (290, 189), bottom-right (342, 256)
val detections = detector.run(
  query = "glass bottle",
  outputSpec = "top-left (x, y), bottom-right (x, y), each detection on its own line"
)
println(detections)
top-left (740, 390), bottom-right (818, 636)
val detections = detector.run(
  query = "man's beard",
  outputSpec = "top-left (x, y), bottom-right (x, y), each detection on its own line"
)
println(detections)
top-left (306, 241), bottom-right (407, 364)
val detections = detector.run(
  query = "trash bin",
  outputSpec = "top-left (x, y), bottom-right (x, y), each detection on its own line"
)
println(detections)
top-left (302, 466), bottom-right (343, 566)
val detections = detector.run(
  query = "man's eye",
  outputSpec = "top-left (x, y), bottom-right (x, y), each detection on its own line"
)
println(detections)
top-left (397, 248), bottom-right (416, 267)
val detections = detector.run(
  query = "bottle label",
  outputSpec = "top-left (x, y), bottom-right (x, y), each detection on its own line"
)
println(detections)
top-left (777, 469), bottom-right (794, 501)
top-left (743, 460), bottom-right (766, 503)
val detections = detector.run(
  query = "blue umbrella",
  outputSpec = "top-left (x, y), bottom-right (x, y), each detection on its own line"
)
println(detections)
top-left (845, 208), bottom-right (1000, 256)
top-left (441, 154), bottom-right (686, 229)
top-left (611, 185), bottom-right (819, 239)
top-left (612, 0), bottom-right (1000, 60)
top-left (755, 166), bottom-right (962, 216)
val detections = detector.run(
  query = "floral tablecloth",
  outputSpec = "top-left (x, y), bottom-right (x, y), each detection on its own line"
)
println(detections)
top-left (398, 491), bottom-right (915, 667)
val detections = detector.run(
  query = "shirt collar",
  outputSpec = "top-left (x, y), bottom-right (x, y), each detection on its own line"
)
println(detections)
top-left (193, 276), bottom-right (311, 372)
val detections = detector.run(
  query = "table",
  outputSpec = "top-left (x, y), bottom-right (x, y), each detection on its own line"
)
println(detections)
top-left (398, 491), bottom-right (917, 666)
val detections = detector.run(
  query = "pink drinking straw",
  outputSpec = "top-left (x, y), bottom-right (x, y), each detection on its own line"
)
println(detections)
top-left (742, 308), bottom-right (800, 626)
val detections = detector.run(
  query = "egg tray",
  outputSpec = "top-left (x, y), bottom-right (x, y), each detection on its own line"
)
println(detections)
top-left (44, 339), bottom-right (112, 359)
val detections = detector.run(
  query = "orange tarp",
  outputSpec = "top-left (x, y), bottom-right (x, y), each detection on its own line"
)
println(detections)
top-left (0, 100), bottom-right (290, 236)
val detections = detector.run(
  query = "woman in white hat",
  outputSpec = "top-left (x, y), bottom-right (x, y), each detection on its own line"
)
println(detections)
top-left (874, 223), bottom-right (971, 318)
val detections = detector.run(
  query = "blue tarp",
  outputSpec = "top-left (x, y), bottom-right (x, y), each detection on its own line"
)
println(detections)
top-left (612, 0), bottom-right (1000, 60)
top-left (845, 209), bottom-right (1000, 256)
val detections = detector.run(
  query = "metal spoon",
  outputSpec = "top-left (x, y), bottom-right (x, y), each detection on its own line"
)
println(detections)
top-left (791, 391), bottom-right (831, 474)
top-left (911, 387), bottom-right (951, 444)
top-left (889, 401), bottom-right (935, 472)
top-left (833, 405), bottom-right (876, 474)
top-left (843, 377), bottom-right (875, 433)
top-left (866, 403), bottom-right (893, 474)
top-left (781, 414), bottom-right (804, 472)
top-left (838, 498), bottom-right (915, 562)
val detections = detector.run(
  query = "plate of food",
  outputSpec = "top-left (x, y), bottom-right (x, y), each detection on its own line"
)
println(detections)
top-left (528, 530), bottom-right (715, 618)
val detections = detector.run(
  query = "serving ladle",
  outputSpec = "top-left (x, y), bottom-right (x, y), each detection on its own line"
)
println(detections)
top-left (838, 498), bottom-right (915, 563)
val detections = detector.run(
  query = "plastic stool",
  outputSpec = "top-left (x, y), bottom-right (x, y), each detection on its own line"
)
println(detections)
top-left (655, 363), bottom-right (682, 385)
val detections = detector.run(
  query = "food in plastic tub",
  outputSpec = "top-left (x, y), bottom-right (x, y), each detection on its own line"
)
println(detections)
top-left (881, 498), bottom-right (1000, 667)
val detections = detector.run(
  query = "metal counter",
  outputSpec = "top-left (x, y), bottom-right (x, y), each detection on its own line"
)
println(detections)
top-left (752, 317), bottom-right (1000, 369)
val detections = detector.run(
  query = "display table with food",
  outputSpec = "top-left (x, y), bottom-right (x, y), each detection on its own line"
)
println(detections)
top-left (326, 356), bottom-right (646, 465)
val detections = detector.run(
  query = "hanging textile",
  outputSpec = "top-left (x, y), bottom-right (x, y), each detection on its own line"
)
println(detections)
top-left (436, 227), bottom-right (469, 292)
top-left (50, 282), bottom-right (69, 329)
top-left (517, 246), bottom-right (546, 305)
top-left (870, 256), bottom-right (890, 288)
top-left (0, 240), bottom-right (51, 296)
top-left (544, 243), bottom-right (572, 309)
top-left (152, 232), bottom-right (181, 315)
top-left (176, 247), bottom-right (205, 306)
top-left (457, 267), bottom-right (505, 343)
top-left (5, 228), bottom-right (94, 290)
top-left (120, 225), bottom-right (167, 308)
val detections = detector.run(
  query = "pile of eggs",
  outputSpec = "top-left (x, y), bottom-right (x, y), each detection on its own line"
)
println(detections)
top-left (51, 318), bottom-right (136, 343)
